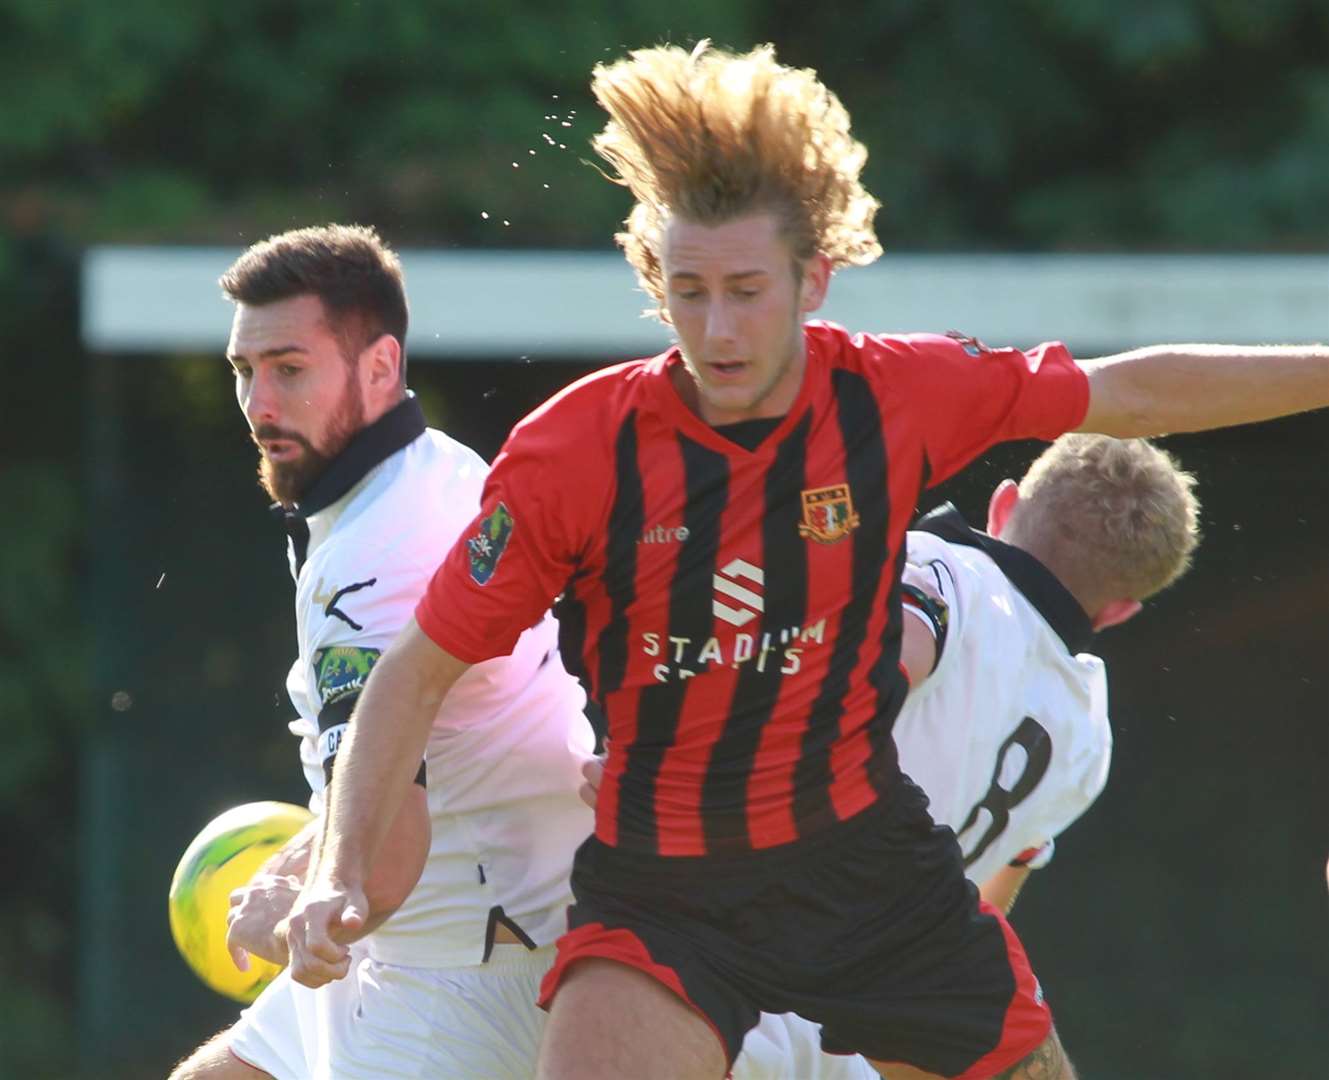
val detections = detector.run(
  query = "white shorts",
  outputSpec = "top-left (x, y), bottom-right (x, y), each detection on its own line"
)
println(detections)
top-left (732, 1013), bottom-right (878, 1080)
top-left (228, 943), bottom-right (554, 1079)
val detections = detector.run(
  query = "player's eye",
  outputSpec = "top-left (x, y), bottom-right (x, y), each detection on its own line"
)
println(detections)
top-left (231, 364), bottom-right (251, 379)
top-left (279, 364), bottom-right (302, 377)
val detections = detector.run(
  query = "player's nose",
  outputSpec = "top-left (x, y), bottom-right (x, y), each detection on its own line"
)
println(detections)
top-left (242, 367), bottom-right (281, 427)
top-left (705, 299), bottom-right (736, 345)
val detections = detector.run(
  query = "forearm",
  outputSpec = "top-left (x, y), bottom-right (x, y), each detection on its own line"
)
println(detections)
top-left (321, 797), bottom-right (429, 935)
top-left (363, 784), bottom-right (430, 916)
top-left (319, 620), bottom-right (466, 887)
top-left (1076, 344), bottom-right (1329, 437)
top-left (257, 818), bottom-right (319, 882)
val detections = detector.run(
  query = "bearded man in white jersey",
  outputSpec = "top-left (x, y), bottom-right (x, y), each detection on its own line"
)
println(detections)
top-left (168, 224), bottom-right (596, 1080)
top-left (582, 433), bottom-right (1200, 1080)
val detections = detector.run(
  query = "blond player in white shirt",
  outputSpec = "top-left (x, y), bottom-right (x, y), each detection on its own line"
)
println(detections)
top-left (895, 434), bottom-right (1197, 914)
top-left (637, 434), bottom-right (1202, 1080)
top-left (169, 225), bottom-right (595, 1080)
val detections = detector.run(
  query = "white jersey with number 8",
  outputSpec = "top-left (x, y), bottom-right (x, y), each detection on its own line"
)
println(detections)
top-left (894, 508), bottom-right (1112, 887)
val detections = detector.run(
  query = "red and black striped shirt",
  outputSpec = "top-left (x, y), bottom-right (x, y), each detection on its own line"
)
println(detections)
top-left (418, 322), bottom-right (1088, 855)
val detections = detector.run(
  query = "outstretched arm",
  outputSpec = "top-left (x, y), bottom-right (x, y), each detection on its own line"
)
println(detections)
top-left (1075, 344), bottom-right (1328, 437)
top-left (283, 618), bottom-right (470, 986)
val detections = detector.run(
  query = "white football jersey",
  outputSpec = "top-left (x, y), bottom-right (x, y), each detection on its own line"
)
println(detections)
top-left (281, 397), bottom-right (595, 968)
top-left (894, 506), bottom-right (1112, 887)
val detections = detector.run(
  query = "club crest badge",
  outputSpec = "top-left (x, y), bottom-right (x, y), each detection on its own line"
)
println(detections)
top-left (798, 484), bottom-right (860, 544)
top-left (467, 502), bottom-right (514, 585)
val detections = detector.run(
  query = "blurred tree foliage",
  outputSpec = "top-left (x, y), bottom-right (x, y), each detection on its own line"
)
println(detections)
top-left (2, 0), bottom-right (1326, 253)
top-left (0, 1), bottom-right (1325, 1074)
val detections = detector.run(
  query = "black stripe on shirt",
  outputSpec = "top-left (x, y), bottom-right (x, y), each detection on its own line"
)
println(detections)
top-left (554, 581), bottom-right (591, 700)
top-left (596, 413), bottom-right (643, 697)
top-left (621, 432), bottom-right (730, 851)
top-left (701, 413), bottom-right (811, 852)
top-left (865, 413), bottom-right (910, 798)
top-left (793, 369), bottom-right (892, 834)
top-left (868, 540), bottom-right (909, 791)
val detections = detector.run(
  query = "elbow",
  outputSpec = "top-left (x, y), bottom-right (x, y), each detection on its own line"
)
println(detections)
top-left (1077, 398), bottom-right (1173, 439)
top-left (1077, 379), bottom-right (1162, 437)
top-left (1078, 353), bottom-right (1209, 438)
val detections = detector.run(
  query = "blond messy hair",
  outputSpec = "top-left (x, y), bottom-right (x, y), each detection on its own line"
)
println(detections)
top-left (1008, 435), bottom-right (1201, 605)
top-left (590, 41), bottom-right (882, 312)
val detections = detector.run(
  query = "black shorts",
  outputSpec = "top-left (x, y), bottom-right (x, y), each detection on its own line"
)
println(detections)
top-left (539, 779), bottom-right (1051, 1078)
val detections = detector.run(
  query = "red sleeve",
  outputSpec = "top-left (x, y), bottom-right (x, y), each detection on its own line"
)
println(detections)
top-left (882, 332), bottom-right (1088, 488)
top-left (414, 394), bottom-right (604, 664)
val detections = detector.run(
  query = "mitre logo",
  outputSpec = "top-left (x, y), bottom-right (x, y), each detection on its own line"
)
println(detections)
top-left (639, 523), bottom-right (690, 544)
top-left (712, 558), bottom-right (763, 627)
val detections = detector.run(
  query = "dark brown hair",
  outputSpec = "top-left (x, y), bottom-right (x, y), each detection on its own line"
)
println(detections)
top-left (220, 224), bottom-right (409, 382)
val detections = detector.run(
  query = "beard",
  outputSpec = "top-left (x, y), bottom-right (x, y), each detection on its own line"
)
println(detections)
top-left (253, 375), bottom-right (365, 506)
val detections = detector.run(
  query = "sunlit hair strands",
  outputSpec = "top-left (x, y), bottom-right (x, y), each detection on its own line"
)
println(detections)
top-left (1011, 434), bottom-right (1201, 604)
top-left (590, 41), bottom-right (882, 314)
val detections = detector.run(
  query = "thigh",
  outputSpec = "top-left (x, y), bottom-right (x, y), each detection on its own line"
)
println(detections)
top-left (537, 957), bottom-right (728, 1080)
top-left (542, 838), bottom-right (765, 1068)
top-left (168, 1029), bottom-right (274, 1079)
top-left (866, 1027), bottom-right (1074, 1080)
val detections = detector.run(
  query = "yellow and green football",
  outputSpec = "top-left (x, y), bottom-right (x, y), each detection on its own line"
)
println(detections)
top-left (167, 800), bottom-right (314, 1003)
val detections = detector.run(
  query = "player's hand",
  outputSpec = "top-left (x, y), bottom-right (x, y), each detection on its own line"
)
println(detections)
top-left (280, 876), bottom-right (368, 988)
top-left (579, 754), bottom-right (606, 809)
top-left (226, 873), bottom-right (301, 970)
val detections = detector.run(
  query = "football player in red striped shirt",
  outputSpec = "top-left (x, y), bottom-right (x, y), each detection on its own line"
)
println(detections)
top-left (284, 42), bottom-right (1329, 1080)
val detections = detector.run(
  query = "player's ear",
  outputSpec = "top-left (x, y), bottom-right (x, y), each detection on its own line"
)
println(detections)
top-left (1091, 598), bottom-right (1142, 631)
top-left (362, 333), bottom-right (402, 393)
top-left (987, 479), bottom-right (1020, 537)
top-left (798, 253), bottom-right (832, 315)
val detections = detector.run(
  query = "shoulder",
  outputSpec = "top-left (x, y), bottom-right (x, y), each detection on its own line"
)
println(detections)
top-left (903, 529), bottom-right (995, 609)
top-left (904, 529), bottom-right (1046, 678)
top-left (413, 428), bottom-right (489, 495)
top-left (313, 432), bottom-right (490, 583)
top-left (807, 321), bottom-right (963, 370)
top-left (807, 322), bottom-right (998, 407)
top-left (527, 356), bottom-right (657, 418)
top-left (332, 433), bottom-right (485, 546)
top-left (493, 356), bottom-right (665, 489)
top-left (903, 527), bottom-right (960, 567)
